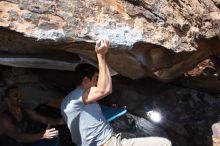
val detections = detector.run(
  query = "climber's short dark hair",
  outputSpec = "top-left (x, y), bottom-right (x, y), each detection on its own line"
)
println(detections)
top-left (74, 63), bottom-right (98, 85)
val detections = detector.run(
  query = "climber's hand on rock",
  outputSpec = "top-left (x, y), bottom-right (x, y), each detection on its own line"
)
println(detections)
top-left (95, 38), bottom-right (109, 55)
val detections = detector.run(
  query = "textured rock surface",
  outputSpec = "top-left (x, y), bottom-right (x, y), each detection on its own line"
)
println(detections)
top-left (0, 51), bottom-right (81, 71)
top-left (0, 0), bottom-right (220, 81)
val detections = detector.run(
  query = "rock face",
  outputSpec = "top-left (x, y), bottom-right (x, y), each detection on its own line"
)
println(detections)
top-left (0, 0), bottom-right (220, 81)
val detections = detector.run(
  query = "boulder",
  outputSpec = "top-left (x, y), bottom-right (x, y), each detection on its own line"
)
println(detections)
top-left (0, 0), bottom-right (219, 81)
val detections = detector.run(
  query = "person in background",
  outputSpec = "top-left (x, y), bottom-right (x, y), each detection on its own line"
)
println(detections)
top-left (0, 86), bottom-right (64, 146)
top-left (61, 38), bottom-right (172, 146)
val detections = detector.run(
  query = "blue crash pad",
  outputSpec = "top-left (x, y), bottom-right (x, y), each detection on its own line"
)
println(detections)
top-left (100, 104), bottom-right (127, 122)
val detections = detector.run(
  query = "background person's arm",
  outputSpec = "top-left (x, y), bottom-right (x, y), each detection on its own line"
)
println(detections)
top-left (26, 108), bottom-right (64, 126)
top-left (0, 114), bottom-right (58, 143)
top-left (82, 39), bottom-right (112, 104)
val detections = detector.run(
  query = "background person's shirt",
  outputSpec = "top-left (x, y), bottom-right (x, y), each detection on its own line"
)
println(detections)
top-left (0, 108), bottom-right (30, 146)
top-left (61, 88), bottom-right (113, 146)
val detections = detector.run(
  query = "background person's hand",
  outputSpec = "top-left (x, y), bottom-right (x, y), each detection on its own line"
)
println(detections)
top-left (42, 128), bottom-right (59, 139)
top-left (212, 122), bottom-right (220, 138)
top-left (95, 38), bottom-right (109, 55)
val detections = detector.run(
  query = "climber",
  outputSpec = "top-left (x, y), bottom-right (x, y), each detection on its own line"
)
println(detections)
top-left (61, 37), bottom-right (172, 146)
